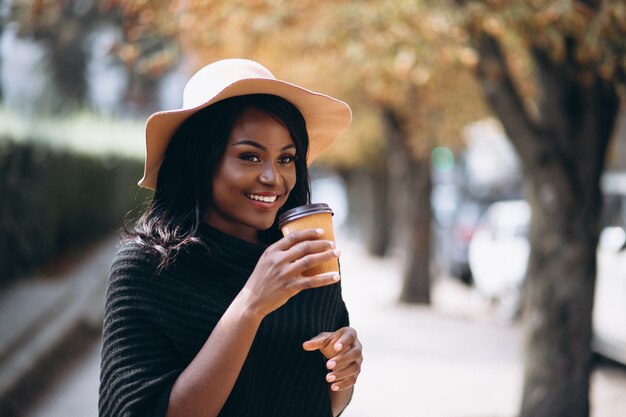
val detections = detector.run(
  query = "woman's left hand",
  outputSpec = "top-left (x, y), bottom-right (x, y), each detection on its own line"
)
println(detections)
top-left (303, 327), bottom-right (363, 392)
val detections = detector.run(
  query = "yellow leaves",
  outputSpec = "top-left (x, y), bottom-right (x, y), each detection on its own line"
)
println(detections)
top-left (136, 48), bottom-right (178, 78)
top-left (316, 105), bottom-right (385, 169)
top-left (136, 8), bottom-right (157, 25)
top-left (411, 66), bottom-right (433, 87)
top-left (456, 47), bottom-right (480, 70)
top-left (611, 3), bottom-right (626, 31)
top-left (345, 41), bottom-right (366, 64)
top-left (534, 3), bottom-right (564, 27)
top-left (458, 0), bottom-right (626, 89)
top-left (179, 13), bottom-right (197, 31)
top-left (483, 17), bottom-right (505, 36)
top-left (117, 43), bottom-right (140, 66)
top-left (423, 13), bottom-right (453, 38)
top-left (394, 49), bottom-right (417, 82)
top-left (113, 0), bottom-right (155, 17)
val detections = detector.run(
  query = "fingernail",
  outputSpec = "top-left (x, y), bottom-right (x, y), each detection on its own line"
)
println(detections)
top-left (316, 228), bottom-right (324, 234)
top-left (333, 249), bottom-right (341, 257)
top-left (335, 343), bottom-right (343, 351)
top-left (327, 361), bottom-right (336, 369)
top-left (332, 274), bottom-right (340, 282)
top-left (329, 241), bottom-right (336, 248)
top-left (327, 374), bottom-right (336, 382)
top-left (332, 385), bottom-right (340, 391)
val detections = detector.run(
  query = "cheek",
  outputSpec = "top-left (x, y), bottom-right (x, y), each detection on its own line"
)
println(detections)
top-left (285, 169), bottom-right (297, 193)
top-left (210, 182), bottom-right (226, 207)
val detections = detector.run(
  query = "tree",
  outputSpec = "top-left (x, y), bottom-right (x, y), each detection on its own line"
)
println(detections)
top-left (8, 0), bottom-right (115, 110)
top-left (8, 0), bottom-right (179, 114)
top-left (312, 1), bottom-right (489, 303)
top-left (448, 1), bottom-right (626, 416)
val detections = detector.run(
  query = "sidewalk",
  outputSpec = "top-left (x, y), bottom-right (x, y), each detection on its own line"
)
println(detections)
top-left (3, 233), bottom-right (626, 417)
top-left (336, 236), bottom-right (626, 417)
top-left (0, 237), bottom-right (118, 416)
top-left (337, 237), bottom-right (523, 417)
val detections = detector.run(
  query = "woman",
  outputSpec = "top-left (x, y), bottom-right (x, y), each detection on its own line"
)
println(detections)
top-left (99, 59), bottom-right (362, 417)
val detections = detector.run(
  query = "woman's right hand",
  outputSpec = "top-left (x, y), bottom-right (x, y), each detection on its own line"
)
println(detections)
top-left (240, 228), bottom-right (341, 318)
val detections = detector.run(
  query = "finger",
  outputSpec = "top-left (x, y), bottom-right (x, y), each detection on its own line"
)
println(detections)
top-left (292, 272), bottom-right (341, 293)
top-left (283, 239), bottom-right (336, 263)
top-left (329, 375), bottom-right (357, 392)
top-left (302, 331), bottom-right (333, 351)
top-left (327, 342), bottom-right (363, 369)
top-left (328, 328), bottom-right (356, 353)
top-left (326, 342), bottom-right (362, 370)
top-left (326, 362), bottom-right (361, 384)
top-left (273, 228), bottom-right (324, 251)
top-left (287, 249), bottom-right (341, 275)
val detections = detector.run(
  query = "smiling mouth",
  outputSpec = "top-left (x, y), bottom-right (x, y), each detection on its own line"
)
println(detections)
top-left (245, 193), bottom-right (278, 203)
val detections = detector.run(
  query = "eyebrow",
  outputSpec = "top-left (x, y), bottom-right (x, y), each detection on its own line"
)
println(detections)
top-left (233, 140), bottom-right (295, 152)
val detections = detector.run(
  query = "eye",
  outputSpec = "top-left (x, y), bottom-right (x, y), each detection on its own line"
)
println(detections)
top-left (278, 154), bottom-right (296, 164)
top-left (240, 153), bottom-right (261, 163)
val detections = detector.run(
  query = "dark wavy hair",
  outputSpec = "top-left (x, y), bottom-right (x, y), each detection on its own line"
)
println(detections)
top-left (127, 94), bottom-right (311, 270)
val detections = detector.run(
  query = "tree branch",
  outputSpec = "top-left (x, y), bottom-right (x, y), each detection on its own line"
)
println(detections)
top-left (532, 41), bottom-right (618, 208)
top-left (473, 32), bottom-right (544, 165)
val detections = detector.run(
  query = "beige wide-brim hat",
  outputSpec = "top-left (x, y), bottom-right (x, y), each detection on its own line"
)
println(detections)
top-left (139, 58), bottom-right (352, 190)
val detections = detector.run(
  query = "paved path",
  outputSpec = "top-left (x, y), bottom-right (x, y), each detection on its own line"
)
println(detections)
top-left (339, 239), bottom-right (523, 417)
top-left (24, 236), bottom-right (626, 417)
top-left (26, 340), bottom-right (100, 417)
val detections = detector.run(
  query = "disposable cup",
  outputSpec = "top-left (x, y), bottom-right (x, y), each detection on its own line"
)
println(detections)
top-left (278, 203), bottom-right (339, 276)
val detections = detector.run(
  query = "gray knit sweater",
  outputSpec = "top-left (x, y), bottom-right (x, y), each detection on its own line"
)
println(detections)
top-left (99, 224), bottom-right (349, 417)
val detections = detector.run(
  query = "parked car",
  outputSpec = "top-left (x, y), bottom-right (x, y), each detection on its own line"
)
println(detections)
top-left (448, 200), bottom-right (489, 284)
top-left (592, 172), bottom-right (626, 364)
top-left (467, 199), bottom-right (530, 319)
top-left (593, 226), bottom-right (626, 364)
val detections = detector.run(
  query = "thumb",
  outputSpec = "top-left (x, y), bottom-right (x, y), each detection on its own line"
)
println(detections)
top-left (302, 332), bottom-right (333, 351)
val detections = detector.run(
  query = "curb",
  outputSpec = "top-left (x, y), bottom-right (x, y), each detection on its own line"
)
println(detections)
top-left (0, 237), bottom-right (119, 416)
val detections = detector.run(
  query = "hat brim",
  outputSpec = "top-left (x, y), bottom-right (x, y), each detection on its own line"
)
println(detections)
top-left (139, 78), bottom-right (352, 190)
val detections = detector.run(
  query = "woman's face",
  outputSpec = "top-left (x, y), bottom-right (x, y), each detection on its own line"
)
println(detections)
top-left (206, 107), bottom-right (297, 243)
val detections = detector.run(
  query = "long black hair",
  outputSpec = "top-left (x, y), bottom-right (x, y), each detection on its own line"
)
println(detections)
top-left (127, 94), bottom-right (311, 270)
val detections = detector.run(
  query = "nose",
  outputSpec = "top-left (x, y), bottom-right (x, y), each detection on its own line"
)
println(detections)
top-left (258, 161), bottom-right (281, 186)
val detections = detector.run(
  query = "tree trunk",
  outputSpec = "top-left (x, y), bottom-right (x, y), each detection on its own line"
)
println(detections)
top-left (364, 165), bottom-right (391, 257)
top-left (382, 106), bottom-right (432, 304)
top-left (338, 166), bottom-right (391, 253)
top-left (471, 32), bottom-right (620, 417)
top-left (520, 166), bottom-right (599, 417)
top-left (400, 157), bottom-right (432, 304)
top-left (0, 18), bottom-right (3, 101)
top-left (383, 107), bottom-right (411, 251)
top-left (23, 3), bottom-right (119, 112)
top-left (337, 168), bottom-right (368, 241)
top-left (49, 20), bottom-right (89, 109)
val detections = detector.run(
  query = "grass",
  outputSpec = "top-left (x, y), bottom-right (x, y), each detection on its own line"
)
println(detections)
top-left (0, 106), bottom-right (145, 159)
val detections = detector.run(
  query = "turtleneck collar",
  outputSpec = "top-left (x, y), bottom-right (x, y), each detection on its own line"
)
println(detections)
top-left (197, 223), bottom-right (267, 268)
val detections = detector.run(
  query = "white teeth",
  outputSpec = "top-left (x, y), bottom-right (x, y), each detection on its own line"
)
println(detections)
top-left (246, 194), bottom-right (277, 203)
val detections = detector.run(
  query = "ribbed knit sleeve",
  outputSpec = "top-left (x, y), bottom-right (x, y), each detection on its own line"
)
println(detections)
top-left (99, 245), bottom-right (183, 417)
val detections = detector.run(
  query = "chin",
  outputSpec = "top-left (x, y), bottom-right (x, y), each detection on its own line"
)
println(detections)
top-left (259, 222), bottom-right (277, 232)
top-left (250, 217), bottom-right (277, 232)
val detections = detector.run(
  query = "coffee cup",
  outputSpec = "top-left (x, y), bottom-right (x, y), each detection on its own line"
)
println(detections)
top-left (278, 203), bottom-right (339, 277)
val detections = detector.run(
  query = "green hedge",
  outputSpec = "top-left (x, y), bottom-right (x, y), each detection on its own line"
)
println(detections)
top-left (0, 140), bottom-right (152, 285)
